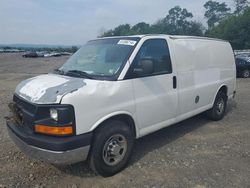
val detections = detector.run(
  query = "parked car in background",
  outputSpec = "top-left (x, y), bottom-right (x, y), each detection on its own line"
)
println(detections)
top-left (23, 51), bottom-right (72, 58)
top-left (236, 53), bottom-right (250, 59)
top-left (22, 52), bottom-right (44, 58)
top-left (236, 57), bottom-right (250, 78)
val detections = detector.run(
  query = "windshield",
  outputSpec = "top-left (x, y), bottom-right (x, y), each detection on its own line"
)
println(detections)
top-left (59, 37), bottom-right (140, 79)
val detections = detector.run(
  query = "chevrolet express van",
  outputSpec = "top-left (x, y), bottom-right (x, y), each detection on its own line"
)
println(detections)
top-left (6, 35), bottom-right (236, 177)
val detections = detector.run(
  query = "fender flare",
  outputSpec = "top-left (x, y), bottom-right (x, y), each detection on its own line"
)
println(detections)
top-left (90, 111), bottom-right (139, 138)
top-left (212, 85), bottom-right (228, 105)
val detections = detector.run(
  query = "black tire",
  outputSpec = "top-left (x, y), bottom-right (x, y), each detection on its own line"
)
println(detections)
top-left (89, 120), bottom-right (134, 177)
top-left (242, 69), bottom-right (250, 78)
top-left (206, 91), bottom-right (227, 121)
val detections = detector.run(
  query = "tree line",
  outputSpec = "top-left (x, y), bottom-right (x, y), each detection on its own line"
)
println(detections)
top-left (1, 46), bottom-right (79, 53)
top-left (100, 0), bottom-right (250, 50)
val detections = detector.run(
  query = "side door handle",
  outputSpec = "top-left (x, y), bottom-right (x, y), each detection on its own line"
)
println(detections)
top-left (173, 76), bottom-right (177, 89)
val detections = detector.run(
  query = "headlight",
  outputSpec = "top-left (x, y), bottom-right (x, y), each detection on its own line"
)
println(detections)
top-left (50, 108), bottom-right (58, 121)
top-left (34, 105), bottom-right (75, 136)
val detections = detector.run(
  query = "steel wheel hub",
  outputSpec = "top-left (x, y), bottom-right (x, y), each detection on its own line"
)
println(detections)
top-left (216, 99), bottom-right (225, 115)
top-left (103, 134), bottom-right (127, 166)
top-left (244, 71), bottom-right (249, 77)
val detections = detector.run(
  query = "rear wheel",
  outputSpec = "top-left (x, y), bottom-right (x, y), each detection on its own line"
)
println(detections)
top-left (89, 120), bottom-right (134, 177)
top-left (206, 91), bottom-right (227, 121)
top-left (242, 69), bottom-right (250, 78)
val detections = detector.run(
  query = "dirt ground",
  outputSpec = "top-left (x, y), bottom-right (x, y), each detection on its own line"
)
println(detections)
top-left (0, 53), bottom-right (249, 188)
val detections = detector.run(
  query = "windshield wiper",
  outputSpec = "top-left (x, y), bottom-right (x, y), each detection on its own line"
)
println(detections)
top-left (66, 70), bottom-right (93, 79)
top-left (53, 68), bottom-right (65, 75)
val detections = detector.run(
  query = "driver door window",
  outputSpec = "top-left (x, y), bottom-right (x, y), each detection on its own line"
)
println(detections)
top-left (128, 39), bottom-right (172, 78)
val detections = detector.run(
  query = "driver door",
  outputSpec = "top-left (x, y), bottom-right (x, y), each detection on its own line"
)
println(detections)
top-left (126, 38), bottom-right (178, 136)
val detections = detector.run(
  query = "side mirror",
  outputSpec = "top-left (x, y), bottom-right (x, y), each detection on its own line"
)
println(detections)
top-left (133, 58), bottom-right (154, 75)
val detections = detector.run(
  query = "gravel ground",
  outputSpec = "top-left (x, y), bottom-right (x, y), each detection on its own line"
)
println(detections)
top-left (0, 53), bottom-right (249, 188)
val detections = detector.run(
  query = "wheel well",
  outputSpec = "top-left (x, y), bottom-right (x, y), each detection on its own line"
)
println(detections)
top-left (218, 85), bottom-right (228, 97)
top-left (94, 114), bottom-right (137, 138)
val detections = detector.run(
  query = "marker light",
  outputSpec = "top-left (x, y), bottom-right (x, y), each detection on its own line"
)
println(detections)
top-left (34, 125), bottom-right (73, 136)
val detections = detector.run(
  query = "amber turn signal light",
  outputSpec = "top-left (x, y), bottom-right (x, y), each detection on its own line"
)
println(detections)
top-left (34, 125), bottom-right (73, 136)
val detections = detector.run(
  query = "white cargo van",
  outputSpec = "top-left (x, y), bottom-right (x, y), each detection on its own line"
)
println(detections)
top-left (6, 35), bottom-right (236, 176)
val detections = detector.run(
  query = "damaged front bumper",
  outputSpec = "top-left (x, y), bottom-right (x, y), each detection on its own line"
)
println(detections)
top-left (6, 119), bottom-right (93, 165)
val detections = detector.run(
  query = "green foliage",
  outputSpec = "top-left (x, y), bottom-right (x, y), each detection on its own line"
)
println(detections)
top-left (0, 46), bottom-right (79, 53)
top-left (3, 46), bottom-right (12, 50)
top-left (102, 24), bottom-right (132, 37)
top-left (234, 0), bottom-right (249, 14)
top-left (208, 7), bottom-right (250, 49)
top-left (165, 6), bottom-right (193, 26)
top-left (204, 0), bottom-right (231, 30)
top-left (101, 6), bottom-right (204, 37)
top-left (131, 22), bottom-right (151, 34)
top-left (92, 1), bottom-right (250, 50)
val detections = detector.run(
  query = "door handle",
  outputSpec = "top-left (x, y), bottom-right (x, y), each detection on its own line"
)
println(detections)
top-left (173, 76), bottom-right (177, 89)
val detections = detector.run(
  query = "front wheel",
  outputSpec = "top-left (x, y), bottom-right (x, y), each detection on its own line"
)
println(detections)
top-left (89, 120), bottom-right (134, 177)
top-left (205, 91), bottom-right (227, 121)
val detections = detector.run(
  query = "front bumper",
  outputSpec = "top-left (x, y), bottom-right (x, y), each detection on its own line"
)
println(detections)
top-left (7, 120), bottom-right (92, 165)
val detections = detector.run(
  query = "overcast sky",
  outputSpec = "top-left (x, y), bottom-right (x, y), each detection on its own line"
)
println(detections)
top-left (0, 0), bottom-right (234, 45)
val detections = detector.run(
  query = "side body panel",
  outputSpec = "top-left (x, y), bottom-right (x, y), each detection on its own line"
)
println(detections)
top-left (170, 38), bottom-right (236, 122)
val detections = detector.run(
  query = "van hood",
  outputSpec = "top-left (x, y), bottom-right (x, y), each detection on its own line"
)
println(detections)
top-left (15, 74), bottom-right (86, 104)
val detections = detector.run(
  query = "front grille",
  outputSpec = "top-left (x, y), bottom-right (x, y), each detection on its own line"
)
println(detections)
top-left (12, 95), bottom-right (37, 132)
top-left (13, 95), bottom-right (37, 114)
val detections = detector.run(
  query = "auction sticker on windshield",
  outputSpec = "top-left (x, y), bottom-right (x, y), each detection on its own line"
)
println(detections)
top-left (118, 40), bottom-right (137, 46)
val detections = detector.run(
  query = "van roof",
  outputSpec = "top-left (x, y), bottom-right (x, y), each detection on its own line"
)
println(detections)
top-left (168, 35), bottom-right (227, 42)
top-left (99, 34), bottom-right (227, 43)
